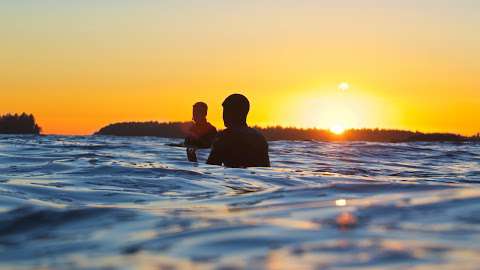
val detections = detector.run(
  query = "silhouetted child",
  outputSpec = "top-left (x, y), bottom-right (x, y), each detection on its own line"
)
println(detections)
top-left (185, 102), bottom-right (217, 162)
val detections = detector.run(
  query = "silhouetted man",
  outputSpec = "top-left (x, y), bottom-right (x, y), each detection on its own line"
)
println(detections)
top-left (185, 102), bottom-right (217, 162)
top-left (207, 94), bottom-right (270, 167)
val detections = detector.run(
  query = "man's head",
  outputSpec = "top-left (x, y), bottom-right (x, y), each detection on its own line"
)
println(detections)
top-left (192, 102), bottom-right (208, 123)
top-left (222, 94), bottom-right (250, 128)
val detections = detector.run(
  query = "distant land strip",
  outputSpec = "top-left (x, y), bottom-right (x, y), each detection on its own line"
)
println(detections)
top-left (94, 121), bottom-right (480, 143)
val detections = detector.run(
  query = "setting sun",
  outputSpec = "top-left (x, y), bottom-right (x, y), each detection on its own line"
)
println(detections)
top-left (330, 125), bottom-right (346, 135)
top-left (338, 82), bottom-right (350, 91)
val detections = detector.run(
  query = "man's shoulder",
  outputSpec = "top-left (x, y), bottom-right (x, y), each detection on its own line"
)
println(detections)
top-left (250, 127), bottom-right (265, 136)
top-left (212, 129), bottom-right (228, 144)
top-left (245, 127), bottom-right (267, 141)
top-left (206, 122), bottom-right (217, 132)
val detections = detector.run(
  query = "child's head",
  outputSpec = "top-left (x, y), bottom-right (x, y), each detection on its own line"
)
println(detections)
top-left (192, 102), bottom-right (208, 123)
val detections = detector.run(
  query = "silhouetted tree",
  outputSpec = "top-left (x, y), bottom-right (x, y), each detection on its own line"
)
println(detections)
top-left (472, 133), bottom-right (480, 141)
top-left (0, 113), bottom-right (41, 134)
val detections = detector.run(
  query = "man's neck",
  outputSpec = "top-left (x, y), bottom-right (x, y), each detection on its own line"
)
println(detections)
top-left (195, 119), bottom-right (207, 125)
top-left (229, 122), bottom-right (248, 129)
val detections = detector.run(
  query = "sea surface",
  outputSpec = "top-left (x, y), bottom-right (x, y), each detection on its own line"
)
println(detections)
top-left (0, 135), bottom-right (479, 270)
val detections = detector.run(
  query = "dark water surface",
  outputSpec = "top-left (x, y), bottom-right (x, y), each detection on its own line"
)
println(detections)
top-left (0, 135), bottom-right (479, 269)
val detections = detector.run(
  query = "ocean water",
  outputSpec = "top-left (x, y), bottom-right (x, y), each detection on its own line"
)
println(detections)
top-left (0, 135), bottom-right (479, 270)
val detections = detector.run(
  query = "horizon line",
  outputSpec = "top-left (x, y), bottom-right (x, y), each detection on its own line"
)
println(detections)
top-left (43, 123), bottom-right (479, 137)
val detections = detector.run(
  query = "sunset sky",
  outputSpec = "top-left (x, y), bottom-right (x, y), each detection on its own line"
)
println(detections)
top-left (1, 1), bottom-right (479, 135)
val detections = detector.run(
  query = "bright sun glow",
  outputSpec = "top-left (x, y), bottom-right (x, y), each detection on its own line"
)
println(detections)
top-left (288, 86), bottom-right (382, 134)
top-left (338, 82), bottom-right (350, 91)
top-left (330, 124), bottom-right (345, 135)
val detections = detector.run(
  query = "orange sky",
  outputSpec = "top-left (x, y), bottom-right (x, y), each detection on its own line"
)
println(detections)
top-left (1, 1), bottom-right (479, 135)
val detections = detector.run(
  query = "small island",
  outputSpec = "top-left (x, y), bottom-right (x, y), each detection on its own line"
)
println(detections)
top-left (95, 121), bottom-right (190, 138)
top-left (0, 113), bottom-right (42, 135)
top-left (95, 121), bottom-right (480, 143)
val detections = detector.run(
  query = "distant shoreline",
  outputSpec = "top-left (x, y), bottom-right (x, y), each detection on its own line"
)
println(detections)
top-left (94, 121), bottom-right (480, 143)
top-left (1, 114), bottom-right (478, 143)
